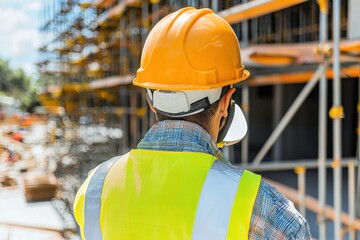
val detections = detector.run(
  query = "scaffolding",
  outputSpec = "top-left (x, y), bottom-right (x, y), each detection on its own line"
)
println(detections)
top-left (38, 0), bottom-right (360, 239)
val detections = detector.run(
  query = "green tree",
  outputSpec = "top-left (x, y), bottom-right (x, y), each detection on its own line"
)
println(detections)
top-left (0, 59), bottom-right (13, 92)
top-left (0, 58), bottom-right (37, 111)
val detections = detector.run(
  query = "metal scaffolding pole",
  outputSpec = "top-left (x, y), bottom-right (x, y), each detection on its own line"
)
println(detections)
top-left (241, 0), bottom-right (249, 164)
top-left (141, 0), bottom-right (148, 43)
top-left (318, 3), bottom-right (328, 240)
top-left (349, 161), bottom-right (356, 240)
top-left (202, 0), bottom-right (210, 8)
top-left (295, 166), bottom-right (307, 218)
top-left (120, 17), bottom-right (127, 75)
top-left (211, 0), bottom-right (218, 12)
top-left (141, 90), bottom-right (149, 137)
top-left (130, 90), bottom-right (139, 148)
top-left (239, 158), bottom-right (358, 172)
top-left (272, 85), bottom-right (283, 161)
top-left (332, 0), bottom-right (343, 239)
top-left (252, 64), bottom-right (326, 165)
top-left (357, 75), bottom-right (360, 219)
top-left (129, 9), bottom-right (138, 72)
top-left (241, 86), bottom-right (249, 163)
top-left (152, 2), bottom-right (160, 26)
top-left (354, 72), bottom-right (360, 240)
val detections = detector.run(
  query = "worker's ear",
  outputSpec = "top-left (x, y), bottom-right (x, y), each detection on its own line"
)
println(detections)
top-left (146, 94), bottom-right (157, 114)
top-left (220, 87), bottom-right (236, 117)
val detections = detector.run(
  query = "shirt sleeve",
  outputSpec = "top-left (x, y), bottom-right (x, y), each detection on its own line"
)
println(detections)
top-left (249, 180), bottom-right (312, 240)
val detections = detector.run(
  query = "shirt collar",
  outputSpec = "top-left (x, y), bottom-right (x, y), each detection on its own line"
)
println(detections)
top-left (137, 120), bottom-right (228, 163)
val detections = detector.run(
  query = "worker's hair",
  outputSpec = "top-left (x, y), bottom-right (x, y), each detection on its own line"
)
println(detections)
top-left (156, 100), bottom-right (221, 133)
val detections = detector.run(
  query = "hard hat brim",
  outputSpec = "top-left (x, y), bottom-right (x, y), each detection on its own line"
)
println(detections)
top-left (133, 70), bottom-right (250, 91)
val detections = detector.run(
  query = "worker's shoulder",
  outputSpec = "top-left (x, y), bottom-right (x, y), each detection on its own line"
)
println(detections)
top-left (103, 152), bottom-right (130, 168)
top-left (88, 152), bottom-right (129, 176)
top-left (252, 180), bottom-right (311, 239)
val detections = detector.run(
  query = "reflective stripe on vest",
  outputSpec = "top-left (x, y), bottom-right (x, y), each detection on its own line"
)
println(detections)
top-left (192, 161), bottom-right (260, 240)
top-left (192, 160), bottom-right (240, 239)
top-left (84, 156), bottom-right (119, 240)
top-left (79, 149), bottom-right (261, 240)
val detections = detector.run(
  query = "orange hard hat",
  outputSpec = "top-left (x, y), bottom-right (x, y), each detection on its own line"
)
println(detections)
top-left (133, 7), bottom-right (249, 90)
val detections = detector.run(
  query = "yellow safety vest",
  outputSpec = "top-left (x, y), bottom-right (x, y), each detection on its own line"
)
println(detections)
top-left (74, 149), bottom-right (261, 240)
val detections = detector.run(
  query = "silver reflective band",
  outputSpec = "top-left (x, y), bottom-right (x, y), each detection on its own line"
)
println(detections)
top-left (84, 156), bottom-right (119, 240)
top-left (192, 160), bottom-right (243, 240)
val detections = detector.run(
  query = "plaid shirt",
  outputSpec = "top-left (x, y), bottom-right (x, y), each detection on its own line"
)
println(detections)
top-left (138, 120), bottom-right (311, 240)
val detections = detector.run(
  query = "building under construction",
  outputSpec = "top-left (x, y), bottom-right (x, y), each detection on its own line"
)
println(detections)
top-left (37, 0), bottom-right (360, 239)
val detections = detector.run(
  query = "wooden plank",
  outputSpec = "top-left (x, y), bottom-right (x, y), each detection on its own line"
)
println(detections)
top-left (237, 40), bottom-right (360, 86)
top-left (94, 0), bottom-right (116, 9)
top-left (108, 3), bottom-right (125, 19)
top-left (266, 179), bottom-right (360, 230)
top-left (248, 65), bottom-right (360, 86)
top-left (242, 39), bottom-right (360, 67)
top-left (0, 221), bottom-right (64, 233)
top-left (218, 0), bottom-right (307, 25)
top-left (89, 74), bottom-right (134, 90)
top-left (249, 52), bottom-right (297, 65)
top-left (97, 0), bottom-right (142, 27)
top-left (341, 41), bottom-right (360, 56)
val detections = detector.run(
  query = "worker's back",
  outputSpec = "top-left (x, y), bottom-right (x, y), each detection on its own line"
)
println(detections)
top-left (74, 149), bottom-right (260, 240)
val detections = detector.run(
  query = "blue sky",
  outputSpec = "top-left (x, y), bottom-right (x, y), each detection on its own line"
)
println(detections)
top-left (0, 0), bottom-right (41, 76)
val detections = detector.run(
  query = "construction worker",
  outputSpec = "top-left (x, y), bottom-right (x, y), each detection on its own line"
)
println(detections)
top-left (74, 7), bottom-right (311, 240)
